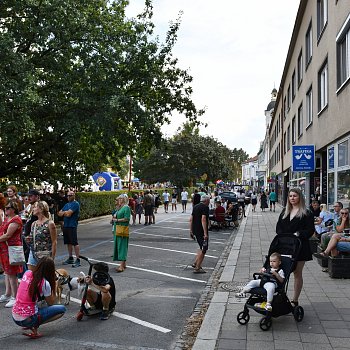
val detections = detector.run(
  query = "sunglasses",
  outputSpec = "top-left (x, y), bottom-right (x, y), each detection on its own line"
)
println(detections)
top-left (5, 206), bottom-right (13, 210)
top-left (341, 212), bottom-right (348, 215)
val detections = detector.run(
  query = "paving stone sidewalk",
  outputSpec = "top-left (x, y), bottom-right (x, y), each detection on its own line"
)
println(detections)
top-left (192, 205), bottom-right (350, 350)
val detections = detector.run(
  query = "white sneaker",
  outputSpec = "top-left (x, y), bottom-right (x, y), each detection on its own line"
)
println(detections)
top-left (5, 297), bottom-right (15, 308)
top-left (0, 294), bottom-right (11, 303)
top-left (265, 303), bottom-right (272, 311)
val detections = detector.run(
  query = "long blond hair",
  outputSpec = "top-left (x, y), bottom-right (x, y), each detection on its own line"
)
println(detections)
top-left (283, 188), bottom-right (308, 219)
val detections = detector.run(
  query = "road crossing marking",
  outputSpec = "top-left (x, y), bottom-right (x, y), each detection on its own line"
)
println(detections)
top-left (87, 258), bottom-right (207, 284)
top-left (66, 295), bottom-right (171, 333)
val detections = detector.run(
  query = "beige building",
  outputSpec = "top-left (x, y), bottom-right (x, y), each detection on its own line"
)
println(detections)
top-left (269, 0), bottom-right (350, 208)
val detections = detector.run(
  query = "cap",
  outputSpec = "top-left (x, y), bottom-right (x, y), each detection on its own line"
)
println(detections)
top-left (28, 189), bottom-right (40, 196)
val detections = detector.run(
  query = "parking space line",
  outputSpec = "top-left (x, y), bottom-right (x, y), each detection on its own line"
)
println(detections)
top-left (66, 295), bottom-right (171, 333)
top-left (87, 258), bottom-right (207, 284)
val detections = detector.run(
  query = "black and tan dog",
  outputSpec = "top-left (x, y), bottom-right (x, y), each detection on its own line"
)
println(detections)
top-left (55, 269), bottom-right (86, 305)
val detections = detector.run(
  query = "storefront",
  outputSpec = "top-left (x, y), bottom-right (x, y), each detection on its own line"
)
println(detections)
top-left (327, 135), bottom-right (350, 208)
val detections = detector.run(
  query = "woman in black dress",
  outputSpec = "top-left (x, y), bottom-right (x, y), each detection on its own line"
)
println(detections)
top-left (276, 188), bottom-right (314, 306)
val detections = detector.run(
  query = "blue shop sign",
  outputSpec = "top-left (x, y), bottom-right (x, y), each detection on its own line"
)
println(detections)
top-left (292, 145), bottom-right (315, 172)
top-left (328, 146), bottom-right (334, 169)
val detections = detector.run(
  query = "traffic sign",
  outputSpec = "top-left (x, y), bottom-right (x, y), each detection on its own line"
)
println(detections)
top-left (292, 145), bottom-right (315, 172)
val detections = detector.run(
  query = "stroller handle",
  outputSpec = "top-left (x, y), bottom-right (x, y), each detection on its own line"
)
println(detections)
top-left (79, 255), bottom-right (91, 263)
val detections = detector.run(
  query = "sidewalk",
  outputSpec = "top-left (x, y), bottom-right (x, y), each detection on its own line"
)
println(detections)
top-left (192, 205), bottom-right (350, 350)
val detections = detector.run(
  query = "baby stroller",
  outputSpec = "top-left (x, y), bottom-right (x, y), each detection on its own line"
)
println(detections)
top-left (236, 234), bottom-right (304, 331)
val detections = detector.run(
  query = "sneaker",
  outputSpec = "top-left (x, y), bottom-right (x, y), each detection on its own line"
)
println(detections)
top-left (72, 258), bottom-right (81, 268)
top-left (5, 297), bottom-right (15, 308)
top-left (63, 257), bottom-right (74, 265)
top-left (0, 294), bottom-right (11, 303)
top-left (254, 302), bottom-right (267, 309)
top-left (265, 303), bottom-right (272, 311)
top-left (100, 310), bottom-right (109, 320)
top-left (235, 292), bottom-right (248, 298)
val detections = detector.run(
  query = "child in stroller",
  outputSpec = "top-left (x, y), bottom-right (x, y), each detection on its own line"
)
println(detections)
top-left (236, 234), bottom-right (304, 331)
top-left (235, 252), bottom-right (285, 312)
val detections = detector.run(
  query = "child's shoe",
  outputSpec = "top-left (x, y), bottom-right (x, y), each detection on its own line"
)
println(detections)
top-left (265, 302), bottom-right (272, 311)
top-left (254, 301), bottom-right (267, 309)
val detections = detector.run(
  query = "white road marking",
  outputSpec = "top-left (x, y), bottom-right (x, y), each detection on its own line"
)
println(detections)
top-left (66, 295), bottom-right (171, 333)
top-left (128, 243), bottom-right (218, 258)
top-left (146, 226), bottom-right (189, 231)
top-left (144, 295), bottom-right (196, 300)
top-left (87, 258), bottom-right (207, 284)
top-left (132, 232), bottom-right (195, 241)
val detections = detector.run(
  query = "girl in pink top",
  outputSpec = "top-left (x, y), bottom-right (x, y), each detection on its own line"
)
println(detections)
top-left (12, 257), bottom-right (66, 339)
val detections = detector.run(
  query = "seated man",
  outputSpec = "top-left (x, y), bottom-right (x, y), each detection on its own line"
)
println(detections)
top-left (210, 201), bottom-right (226, 228)
top-left (85, 262), bottom-right (116, 320)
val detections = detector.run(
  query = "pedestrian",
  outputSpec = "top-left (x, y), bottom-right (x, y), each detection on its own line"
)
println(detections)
top-left (26, 201), bottom-right (57, 270)
top-left (171, 190), bottom-right (177, 212)
top-left (260, 191), bottom-right (268, 212)
top-left (12, 257), bottom-right (66, 338)
top-left (189, 195), bottom-right (210, 274)
top-left (143, 190), bottom-right (153, 225)
top-left (112, 195), bottom-right (131, 272)
top-left (56, 190), bottom-right (67, 235)
top-left (192, 189), bottom-right (201, 207)
top-left (237, 190), bottom-right (246, 217)
top-left (135, 193), bottom-right (144, 224)
top-left (6, 185), bottom-right (23, 212)
top-left (0, 201), bottom-right (23, 308)
top-left (276, 188), bottom-right (314, 306)
top-left (154, 190), bottom-right (160, 214)
top-left (58, 191), bottom-right (81, 268)
top-left (251, 191), bottom-right (258, 212)
top-left (128, 195), bottom-right (136, 225)
top-left (181, 188), bottom-right (189, 213)
top-left (162, 189), bottom-right (170, 213)
top-left (269, 189), bottom-right (277, 212)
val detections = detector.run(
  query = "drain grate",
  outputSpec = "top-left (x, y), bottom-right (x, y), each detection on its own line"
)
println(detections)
top-left (220, 281), bottom-right (247, 292)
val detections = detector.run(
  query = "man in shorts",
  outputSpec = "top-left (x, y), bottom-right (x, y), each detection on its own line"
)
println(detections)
top-left (189, 195), bottom-right (210, 274)
top-left (58, 191), bottom-right (81, 267)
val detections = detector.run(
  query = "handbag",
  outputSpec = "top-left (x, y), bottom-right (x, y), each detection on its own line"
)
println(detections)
top-left (8, 245), bottom-right (26, 265)
top-left (33, 222), bottom-right (51, 260)
top-left (115, 225), bottom-right (129, 237)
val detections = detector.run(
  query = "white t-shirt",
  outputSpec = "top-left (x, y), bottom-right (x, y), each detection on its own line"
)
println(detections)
top-left (181, 191), bottom-right (188, 200)
top-left (162, 192), bottom-right (170, 202)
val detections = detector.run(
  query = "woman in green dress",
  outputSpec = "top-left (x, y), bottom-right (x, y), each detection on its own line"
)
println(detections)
top-left (112, 195), bottom-right (131, 272)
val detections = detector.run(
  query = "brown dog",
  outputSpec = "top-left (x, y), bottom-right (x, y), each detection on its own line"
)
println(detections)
top-left (55, 269), bottom-right (86, 305)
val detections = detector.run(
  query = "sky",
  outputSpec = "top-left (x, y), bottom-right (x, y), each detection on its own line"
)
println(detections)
top-left (126, 0), bottom-right (300, 158)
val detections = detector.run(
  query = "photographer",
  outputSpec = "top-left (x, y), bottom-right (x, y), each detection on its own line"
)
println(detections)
top-left (85, 262), bottom-right (116, 320)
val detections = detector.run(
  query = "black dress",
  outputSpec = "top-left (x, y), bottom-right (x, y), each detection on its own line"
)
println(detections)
top-left (276, 209), bottom-right (315, 261)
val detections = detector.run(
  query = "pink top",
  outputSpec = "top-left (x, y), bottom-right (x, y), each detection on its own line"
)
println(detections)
top-left (12, 270), bottom-right (51, 321)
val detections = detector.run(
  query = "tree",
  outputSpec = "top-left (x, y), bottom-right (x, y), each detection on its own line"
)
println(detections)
top-left (133, 125), bottom-right (249, 187)
top-left (0, 0), bottom-right (204, 186)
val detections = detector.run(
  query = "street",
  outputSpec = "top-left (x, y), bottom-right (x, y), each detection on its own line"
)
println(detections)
top-left (0, 209), bottom-right (235, 350)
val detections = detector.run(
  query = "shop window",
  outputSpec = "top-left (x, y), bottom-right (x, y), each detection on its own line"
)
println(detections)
top-left (328, 172), bottom-right (335, 205)
top-left (338, 140), bottom-right (349, 167)
top-left (337, 169), bottom-right (350, 208)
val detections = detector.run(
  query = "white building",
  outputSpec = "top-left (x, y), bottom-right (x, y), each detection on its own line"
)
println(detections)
top-left (241, 155), bottom-right (258, 188)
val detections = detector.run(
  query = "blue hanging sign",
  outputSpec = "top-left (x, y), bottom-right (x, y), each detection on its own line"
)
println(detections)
top-left (292, 145), bottom-right (315, 172)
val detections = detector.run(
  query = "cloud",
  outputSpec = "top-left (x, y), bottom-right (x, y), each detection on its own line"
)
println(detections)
top-left (126, 0), bottom-right (299, 157)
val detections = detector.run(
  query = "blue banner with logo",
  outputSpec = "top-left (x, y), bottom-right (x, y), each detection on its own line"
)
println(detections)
top-left (292, 145), bottom-right (315, 172)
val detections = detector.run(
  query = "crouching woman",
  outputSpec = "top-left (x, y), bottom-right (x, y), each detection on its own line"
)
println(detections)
top-left (12, 257), bottom-right (66, 338)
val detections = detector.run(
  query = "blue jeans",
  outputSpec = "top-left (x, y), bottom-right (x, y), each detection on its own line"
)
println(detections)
top-left (13, 305), bottom-right (66, 328)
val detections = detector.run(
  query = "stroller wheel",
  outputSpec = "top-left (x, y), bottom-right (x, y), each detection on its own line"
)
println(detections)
top-left (259, 317), bottom-right (272, 331)
top-left (293, 305), bottom-right (304, 322)
top-left (76, 311), bottom-right (84, 321)
top-left (237, 311), bottom-right (250, 325)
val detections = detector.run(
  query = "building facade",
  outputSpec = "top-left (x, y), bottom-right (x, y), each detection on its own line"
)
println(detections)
top-left (242, 156), bottom-right (259, 188)
top-left (269, 0), bottom-right (350, 208)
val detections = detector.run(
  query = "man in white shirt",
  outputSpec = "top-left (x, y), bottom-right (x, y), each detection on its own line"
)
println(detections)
top-left (162, 189), bottom-right (170, 213)
top-left (181, 189), bottom-right (189, 213)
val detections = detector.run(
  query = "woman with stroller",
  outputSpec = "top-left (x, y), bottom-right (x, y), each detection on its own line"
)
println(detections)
top-left (236, 252), bottom-right (285, 311)
top-left (276, 188), bottom-right (314, 306)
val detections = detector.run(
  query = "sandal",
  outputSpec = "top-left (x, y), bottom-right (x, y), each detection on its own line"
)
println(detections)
top-left (116, 267), bottom-right (125, 273)
top-left (313, 252), bottom-right (328, 259)
top-left (193, 267), bottom-right (206, 274)
top-left (22, 331), bottom-right (43, 339)
top-left (191, 263), bottom-right (197, 268)
top-left (290, 300), bottom-right (299, 307)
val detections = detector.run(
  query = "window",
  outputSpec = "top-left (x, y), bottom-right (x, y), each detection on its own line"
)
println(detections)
top-left (283, 96), bottom-right (287, 118)
top-left (305, 23), bottom-right (313, 66)
top-left (287, 125), bottom-right (291, 151)
top-left (338, 140), bottom-right (349, 167)
top-left (283, 131), bottom-right (287, 154)
top-left (338, 169), bottom-right (350, 208)
top-left (318, 60), bottom-right (328, 112)
top-left (298, 104), bottom-right (303, 137)
top-left (317, 0), bottom-right (328, 39)
top-left (292, 116), bottom-right (296, 144)
top-left (287, 85), bottom-right (291, 110)
top-left (306, 87), bottom-right (313, 125)
top-left (292, 70), bottom-right (296, 100)
top-left (336, 14), bottom-right (350, 89)
top-left (297, 51), bottom-right (303, 86)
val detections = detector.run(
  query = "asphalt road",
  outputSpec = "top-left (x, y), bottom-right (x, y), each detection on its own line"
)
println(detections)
top-left (0, 208), bottom-right (232, 350)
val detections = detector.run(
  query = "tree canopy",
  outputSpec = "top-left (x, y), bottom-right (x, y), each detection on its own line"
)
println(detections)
top-left (0, 0), bottom-right (204, 186)
top-left (133, 123), bottom-right (249, 186)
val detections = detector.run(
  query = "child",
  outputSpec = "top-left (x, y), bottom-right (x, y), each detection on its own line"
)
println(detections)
top-left (235, 252), bottom-right (285, 311)
top-left (85, 262), bottom-right (116, 320)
